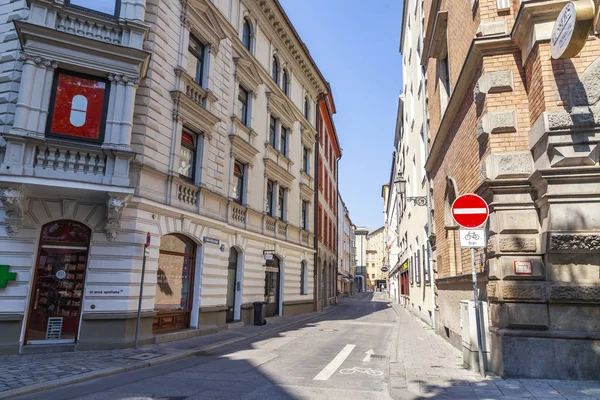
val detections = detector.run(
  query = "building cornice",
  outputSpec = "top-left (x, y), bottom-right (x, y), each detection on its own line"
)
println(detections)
top-left (257, 0), bottom-right (328, 94)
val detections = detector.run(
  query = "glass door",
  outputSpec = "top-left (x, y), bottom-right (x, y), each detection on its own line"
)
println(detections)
top-left (153, 235), bottom-right (196, 334)
top-left (226, 248), bottom-right (238, 323)
top-left (264, 257), bottom-right (280, 317)
top-left (26, 221), bottom-right (90, 344)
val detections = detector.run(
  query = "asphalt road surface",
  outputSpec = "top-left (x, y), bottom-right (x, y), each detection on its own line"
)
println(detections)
top-left (15, 292), bottom-right (397, 400)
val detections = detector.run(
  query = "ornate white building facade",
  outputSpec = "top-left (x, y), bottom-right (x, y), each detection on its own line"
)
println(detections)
top-left (0, 0), bottom-right (325, 353)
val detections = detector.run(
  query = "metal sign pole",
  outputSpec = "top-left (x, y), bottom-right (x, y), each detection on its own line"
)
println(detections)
top-left (471, 247), bottom-right (486, 378)
top-left (134, 233), bottom-right (151, 349)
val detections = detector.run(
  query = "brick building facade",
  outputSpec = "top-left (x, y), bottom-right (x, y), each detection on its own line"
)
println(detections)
top-left (316, 90), bottom-right (341, 309)
top-left (422, 0), bottom-right (600, 379)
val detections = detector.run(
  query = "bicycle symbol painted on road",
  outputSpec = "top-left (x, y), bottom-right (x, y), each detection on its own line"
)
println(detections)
top-left (339, 367), bottom-right (383, 376)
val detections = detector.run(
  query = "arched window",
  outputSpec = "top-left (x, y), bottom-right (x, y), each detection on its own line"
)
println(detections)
top-left (242, 18), bottom-right (252, 52)
top-left (282, 69), bottom-right (290, 96)
top-left (304, 96), bottom-right (310, 120)
top-left (272, 56), bottom-right (280, 84)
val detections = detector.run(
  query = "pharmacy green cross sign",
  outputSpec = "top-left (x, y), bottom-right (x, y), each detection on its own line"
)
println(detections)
top-left (0, 265), bottom-right (17, 288)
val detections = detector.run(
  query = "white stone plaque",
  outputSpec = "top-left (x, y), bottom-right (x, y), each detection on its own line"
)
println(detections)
top-left (514, 260), bottom-right (533, 275)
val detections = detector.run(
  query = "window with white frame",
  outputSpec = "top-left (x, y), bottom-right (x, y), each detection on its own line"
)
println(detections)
top-left (278, 186), bottom-right (286, 221)
top-left (266, 180), bottom-right (275, 216)
top-left (242, 18), bottom-right (253, 53)
top-left (415, 239), bottom-right (421, 285)
top-left (187, 36), bottom-right (207, 87)
top-left (178, 129), bottom-right (202, 182)
top-left (302, 147), bottom-right (310, 174)
top-left (438, 57), bottom-right (450, 114)
top-left (280, 126), bottom-right (289, 156)
top-left (423, 227), bottom-right (430, 282)
top-left (268, 116), bottom-right (277, 148)
top-left (237, 86), bottom-right (251, 127)
top-left (300, 261), bottom-right (308, 294)
top-left (282, 69), bottom-right (290, 96)
top-left (232, 160), bottom-right (245, 204)
top-left (304, 95), bottom-right (310, 120)
top-left (301, 200), bottom-right (309, 231)
top-left (272, 55), bottom-right (280, 84)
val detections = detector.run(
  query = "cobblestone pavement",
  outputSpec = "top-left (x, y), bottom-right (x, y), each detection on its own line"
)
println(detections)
top-left (389, 303), bottom-right (600, 400)
top-left (0, 306), bottom-right (337, 396)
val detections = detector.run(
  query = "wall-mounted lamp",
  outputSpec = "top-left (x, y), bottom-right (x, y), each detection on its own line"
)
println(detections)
top-left (394, 174), bottom-right (427, 207)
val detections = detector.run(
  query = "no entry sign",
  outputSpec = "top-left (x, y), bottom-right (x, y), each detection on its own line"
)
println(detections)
top-left (451, 194), bottom-right (489, 228)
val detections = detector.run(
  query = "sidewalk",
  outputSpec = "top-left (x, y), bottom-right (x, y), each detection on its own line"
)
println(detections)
top-left (387, 303), bottom-right (600, 400)
top-left (0, 305), bottom-right (337, 399)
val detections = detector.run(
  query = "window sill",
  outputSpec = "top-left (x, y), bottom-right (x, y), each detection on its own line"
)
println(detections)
top-left (231, 115), bottom-right (255, 137)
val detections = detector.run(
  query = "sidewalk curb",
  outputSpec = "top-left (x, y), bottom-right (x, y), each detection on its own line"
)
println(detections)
top-left (387, 301), bottom-right (414, 400)
top-left (0, 307), bottom-right (338, 400)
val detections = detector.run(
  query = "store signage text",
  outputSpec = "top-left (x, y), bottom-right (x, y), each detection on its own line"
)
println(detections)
top-left (88, 289), bottom-right (125, 296)
top-left (551, 0), bottom-right (595, 59)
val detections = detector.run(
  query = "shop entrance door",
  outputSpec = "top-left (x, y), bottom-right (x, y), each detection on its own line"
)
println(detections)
top-left (226, 248), bottom-right (238, 323)
top-left (26, 221), bottom-right (91, 344)
top-left (153, 235), bottom-right (196, 334)
top-left (264, 256), bottom-right (280, 317)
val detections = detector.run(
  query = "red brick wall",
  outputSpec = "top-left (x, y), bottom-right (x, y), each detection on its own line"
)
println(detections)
top-left (483, 52), bottom-right (531, 154)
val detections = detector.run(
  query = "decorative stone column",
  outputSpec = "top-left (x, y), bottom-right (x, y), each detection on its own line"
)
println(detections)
top-left (11, 54), bottom-right (57, 138)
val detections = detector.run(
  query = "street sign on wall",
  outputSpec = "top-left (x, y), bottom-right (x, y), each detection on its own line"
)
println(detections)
top-left (451, 194), bottom-right (489, 228)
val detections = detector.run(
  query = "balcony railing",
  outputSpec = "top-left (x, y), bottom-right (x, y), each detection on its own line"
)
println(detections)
top-left (0, 139), bottom-right (132, 188)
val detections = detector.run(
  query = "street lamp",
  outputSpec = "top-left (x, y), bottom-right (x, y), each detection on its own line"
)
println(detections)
top-left (394, 174), bottom-right (427, 207)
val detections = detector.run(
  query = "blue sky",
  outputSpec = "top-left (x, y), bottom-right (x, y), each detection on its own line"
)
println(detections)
top-left (280, 0), bottom-right (403, 231)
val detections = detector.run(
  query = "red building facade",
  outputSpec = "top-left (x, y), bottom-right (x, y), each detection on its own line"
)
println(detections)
top-left (316, 89), bottom-right (342, 309)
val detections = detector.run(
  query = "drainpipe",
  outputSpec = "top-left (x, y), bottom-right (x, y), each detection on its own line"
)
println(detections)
top-left (421, 65), bottom-right (436, 329)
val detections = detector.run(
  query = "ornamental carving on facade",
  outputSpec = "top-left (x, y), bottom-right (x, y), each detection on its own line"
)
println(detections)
top-left (19, 53), bottom-right (58, 69)
top-left (0, 187), bottom-right (25, 237)
top-left (549, 234), bottom-right (600, 251)
top-left (105, 194), bottom-right (130, 241)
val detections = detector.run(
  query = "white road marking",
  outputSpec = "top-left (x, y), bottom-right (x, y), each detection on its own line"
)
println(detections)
top-left (453, 208), bottom-right (487, 214)
top-left (313, 344), bottom-right (355, 381)
top-left (324, 321), bottom-right (394, 327)
top-left (363, 349), bottom-right (374, 363)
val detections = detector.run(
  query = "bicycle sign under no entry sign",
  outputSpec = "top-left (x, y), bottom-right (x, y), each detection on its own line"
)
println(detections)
top-left (459, 229), bottom-right (486, 248)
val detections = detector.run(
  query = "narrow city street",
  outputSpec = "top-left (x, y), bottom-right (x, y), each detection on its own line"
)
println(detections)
top-left (11, 293), bottom-right (396, 400)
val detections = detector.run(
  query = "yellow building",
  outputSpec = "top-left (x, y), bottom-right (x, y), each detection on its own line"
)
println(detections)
top-left (366, 227), bottom-right (386, 291)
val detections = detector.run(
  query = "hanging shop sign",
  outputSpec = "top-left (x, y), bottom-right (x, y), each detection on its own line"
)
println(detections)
top-left (381, 266), bottom-right (390, 272)
top-left (551, 0), bottom-right (596, 59)
top-left (0, 265), bottom-right (17, 288)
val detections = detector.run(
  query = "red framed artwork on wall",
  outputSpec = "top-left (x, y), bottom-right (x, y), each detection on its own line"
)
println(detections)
top-left (47, 70), bottom-right (110, 143)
